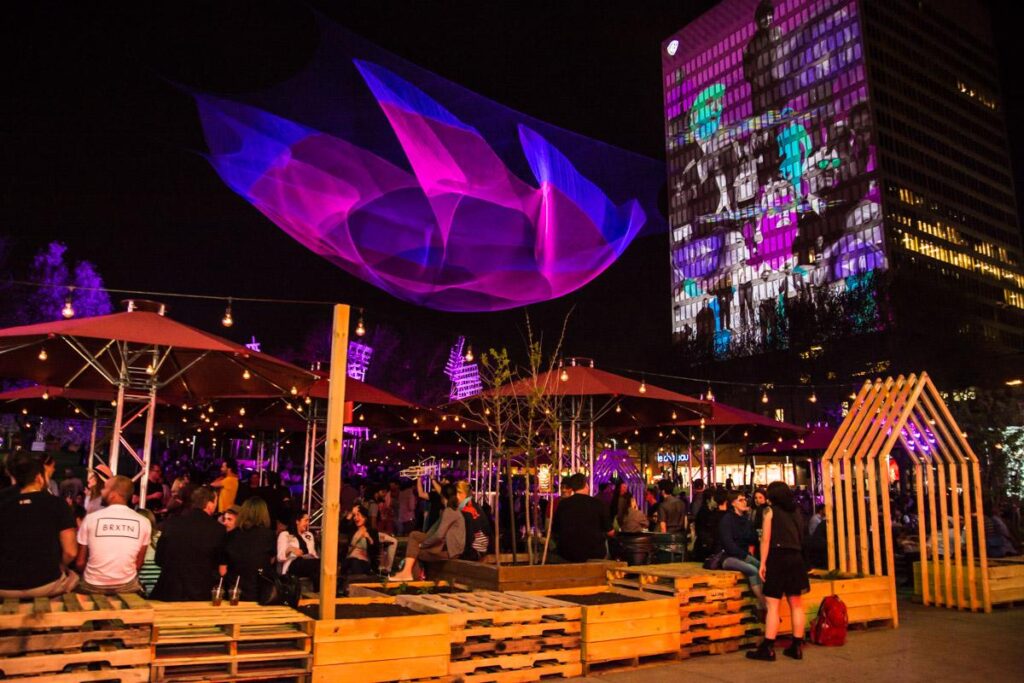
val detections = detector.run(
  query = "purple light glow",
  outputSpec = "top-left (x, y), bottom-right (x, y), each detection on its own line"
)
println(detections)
top-left (197, 61), bottom-right (646, 312)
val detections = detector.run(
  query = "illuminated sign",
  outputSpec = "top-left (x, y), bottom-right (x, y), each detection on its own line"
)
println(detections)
top-left (656, 453), bottom-right (691, 463)
top-left (665, 0), bottom-right (885, 356)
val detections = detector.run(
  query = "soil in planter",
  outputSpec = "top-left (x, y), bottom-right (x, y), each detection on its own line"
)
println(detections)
top-left (546, 592), bottom-right (645, 606)
top-left (377, 585), bottom-right (466, 596)
top-left (298, 603), bottom-right (422, 619)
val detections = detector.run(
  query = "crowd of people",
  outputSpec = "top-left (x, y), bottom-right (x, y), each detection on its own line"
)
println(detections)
top-left (0, 451), bottom-right (496, 602)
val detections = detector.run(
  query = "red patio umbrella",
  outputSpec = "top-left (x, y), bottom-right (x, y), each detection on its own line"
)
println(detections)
top-left (0, 305), bottom-right (318, 507)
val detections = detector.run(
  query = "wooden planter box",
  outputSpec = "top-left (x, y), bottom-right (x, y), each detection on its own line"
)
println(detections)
top-left (0, 593), bottom-right (152, 683)
top-left (913, 557), bottom-right (1024, 608)
top-left (150, 601), bottom-right (313, 682)
top-left (347, 580), bottom-right (457, 598)
top-left (398, 591), bottom-right (582, 682)
top-left (312, 597), bottom-right (449, 683)
top-left (427, 559), bottom-right (624, 592)
top-left (528, 586), bottom-right (680, 674)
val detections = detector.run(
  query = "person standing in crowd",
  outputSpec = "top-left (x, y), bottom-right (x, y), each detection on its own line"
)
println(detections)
top-left (83, 468), bottom-right (108, 514)
top-left (748, 481), bottom-right (810, 662)
top-left (398, 479), bottom-right (417, 536)
top-left (552, 474), bottom-right (613, 563)
top-left (60, 467), bottom-right (84, 503)
top-left (390, 483), bottom-right (464, 581)
top-left (211, 459), bottom-right (239, 514)
top-left (236, 472), bottom-right (261, 505)
top-left (143, 463), bottom-right (168, 511)
top-left (225, 497), bottom-right (276, 601)
top-left (658, 480), bottom-right (688, 535)
top-left (136, 509), bottom-right (161, 596)
top-left (0, 455), bottom-right (78, 597)
top-left (151, 486), bottom-right (227, 601)
top-left (221, 505), bottom-right (240, 533)
top-left (751, 488), bottom-right (770, 533)
top-left (75, 475), bottom-right (151, 594)
top-left (718, 490), bottom-right (765, 616)
top-left (42, 454), bottom-right (60, 497)
top-left (617, 492), bottom-right (649, 533)
top-left (278, 511), bottom-right (320, 590)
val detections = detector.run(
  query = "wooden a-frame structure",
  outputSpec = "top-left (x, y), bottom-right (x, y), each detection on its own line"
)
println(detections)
top-left (822, 373), bottom-right (991, 618)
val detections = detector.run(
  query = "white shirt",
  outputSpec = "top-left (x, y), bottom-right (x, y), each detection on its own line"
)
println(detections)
top-left (77, 503), bottom-right (151, 586)
top-left (276, 530), bottom-right (317, 575)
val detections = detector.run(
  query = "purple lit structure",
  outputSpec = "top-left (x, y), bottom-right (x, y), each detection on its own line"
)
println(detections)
top-left (444, 336), bottom-right (481, 401)
top-left (592, 449), bottom-right (646, 510)
top-left (196, 24), bottom-right (661, 311)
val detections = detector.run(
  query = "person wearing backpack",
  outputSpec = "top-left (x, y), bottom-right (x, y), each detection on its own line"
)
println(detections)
top-left (747, 481), bottom-right (810, 662)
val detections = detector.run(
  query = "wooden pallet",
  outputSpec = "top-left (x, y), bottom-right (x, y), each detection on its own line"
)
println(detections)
top-left (313, 596), bottom-right (450, 683)
top-left (397, 591), bottom-right (582, 683)
top-left (0, 593), bottom-right (153, 682)
top-left (526, 585), bottom-right (680, 669)
top-left (679, 635), bottom-right (760, 659)
top-left (150, 600), bottom-right (313, 683)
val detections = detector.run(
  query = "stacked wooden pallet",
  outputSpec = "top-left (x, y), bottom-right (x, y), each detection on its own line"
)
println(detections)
top-left (312, 596), bottom-right (450, 683)
top-left (609, 563), bottom-right (761, 659)
top-left (0, 593), bottom-right (152, 683)
top-left (398, 591), bottom-right (582, 682)
top-left (150, 601), bottom-right (313, 682)
top-left (528, 585), bottom-right (680, 675)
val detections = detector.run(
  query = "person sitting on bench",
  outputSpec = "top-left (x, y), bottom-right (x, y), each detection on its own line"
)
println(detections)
top-left (390, 483), bottom-right (464, 581)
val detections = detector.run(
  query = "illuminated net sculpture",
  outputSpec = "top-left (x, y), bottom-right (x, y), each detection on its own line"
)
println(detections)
top-left (196, 22), bottom-right (661, 312)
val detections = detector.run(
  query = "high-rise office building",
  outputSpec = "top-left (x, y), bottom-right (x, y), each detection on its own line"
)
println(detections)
top-left (663, 0), bottom-right (1024, 374)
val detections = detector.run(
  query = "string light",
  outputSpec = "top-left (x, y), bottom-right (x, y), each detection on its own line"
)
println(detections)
top-left (464, 345), bottom-right (474, 362)
top-left (242, 369), bottom-right (251, 380)
top-left (560, 369), bottom-right (569, 382)
top-left (809, 391), bottom-right (818, 403)
top-left (41, 390), bottom-right (50, 400)
top-left (639, 379), bottom-right (647, 394)
top-left (304, 396), bottom-right (311, 405)
top-left (705, 385), bottom-right (715, 402)
top-left (615, 404), bottom-right (621, 414)
top-left (38, 348), bottom-right (48, 361)
top-left (355, 311), bottom-right (366, 337)
top-left (238, 407), bottom-right (246, 416)
top-left (145, 363), bottom-right (155, 375)
top-left (290, 386), bottom-right (298, 395)
top-left (849, 392), bottom-right (857, 400)
top-left (61, 295), bottom-right (75, 319)
top-left (761, 389), bottom-right (769, 404)
top-left (671, 411), bottom-right (677, 420)
top-left (221, 299), bottom-right (234, 328)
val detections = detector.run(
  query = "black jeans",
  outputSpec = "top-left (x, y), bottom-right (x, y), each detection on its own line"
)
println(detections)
top-left (286, 557), bottom-right (321, 591)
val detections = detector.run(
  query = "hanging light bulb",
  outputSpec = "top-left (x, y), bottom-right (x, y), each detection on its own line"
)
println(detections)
top-left (484, 407), bottom-right (491, 416)
top-left (615, 404), bottom-right (622, 414)
top-left (705, 385), bottom-right (715, 402)
top-left (358, 413), bottom-right (365, 421)
top-left (639, 379), bottom-right (647, 394)
top-left (671, 411), bottom-right (678, 420)
top-left (700, 416), bottom-right (706, 428)
top-left (849, 391), bottom-right (857, 400)
top-left (208, 406), bottom-right (215, 413)
top-left (761, 389), bottom-right (769, 404)
top-left (290, 386), bottom-right (298, 395)
top-left (433, 426), bottom-right (439, 435)
top-left (21, 408), bottom-right (28, 415)
top-left (145, 363), bottom-right (155, 375)
top-left (809, 391), bottom-right (818, 404)
top-left (62, 295), bottom-right (75, 319)
top-left (464, 345), bottom-right (474, 362)
top-left (355, 312), bottom-right (366, 337)
top-left (38, 348), bottom-right (48, 361)
top-left (412, 417), bottom-right (418, 424)
top-left (221, 299), bottom-right (234, 328)
top-left (238, 407), bottom-right (246, 416)
top-left (238, 423), bottom-right (244, 429)
top-left (304, 396), bottom-right (311, 405)
top-left (242, 369), bottom-right (251, 380)
top-left (41, 390), bottom-right (50, 400)
top-left (73, 407), bottom-right (80, 414)
top-left (560, 369), bottom-right (569, 382)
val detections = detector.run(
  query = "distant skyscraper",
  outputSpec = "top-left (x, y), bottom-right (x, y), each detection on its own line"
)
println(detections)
top-left (664, 0), bottom-right (1023, 364)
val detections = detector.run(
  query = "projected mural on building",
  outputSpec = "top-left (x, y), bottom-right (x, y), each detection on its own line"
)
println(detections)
top-left (665, 0), bottom-right (885, 356)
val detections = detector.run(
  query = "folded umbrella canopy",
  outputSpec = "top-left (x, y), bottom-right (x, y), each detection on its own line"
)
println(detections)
top-left (0, 304), bottom-right (318, 507)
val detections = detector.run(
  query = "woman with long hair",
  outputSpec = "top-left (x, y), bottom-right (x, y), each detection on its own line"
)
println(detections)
top-left (342, 505), bottom-right (378, 575)
top-left (747, 481), bottom-right (810, 662)
top-left (83, 470), bottom-right (106, 514)
top-left (224, 497), bottom-right (276, 601)
top-left (390, 483), bottom-right (465, 581)
top-left (277, 511), bottom-right (320, 590)
top-left (617, 492), bottom-right (649, 533)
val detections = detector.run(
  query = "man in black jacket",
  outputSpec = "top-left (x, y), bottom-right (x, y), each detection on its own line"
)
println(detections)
top-left (552, 474), bottom-right (612, 563)
top-left (151, 486), bottom-right (226, 601)
top-left (718, 490), bottom-right (765, 611)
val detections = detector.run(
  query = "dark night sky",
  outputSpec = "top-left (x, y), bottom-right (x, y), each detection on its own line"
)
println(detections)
top-left (4, 1), bottom-right (1022, 395)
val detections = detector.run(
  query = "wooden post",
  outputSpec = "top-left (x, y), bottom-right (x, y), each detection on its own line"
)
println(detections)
top-left (319, 304), bottom-right (350, 620)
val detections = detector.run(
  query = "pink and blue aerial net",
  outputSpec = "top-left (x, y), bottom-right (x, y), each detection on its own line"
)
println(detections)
top-left (196, 21), bottom-right (662, 312)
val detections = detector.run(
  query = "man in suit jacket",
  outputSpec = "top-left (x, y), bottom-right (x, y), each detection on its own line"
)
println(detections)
top-left (151, 486), bottom-right (226, 601)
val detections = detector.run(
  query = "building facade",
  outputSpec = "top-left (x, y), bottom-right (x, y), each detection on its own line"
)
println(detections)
top-left (664, 0), bottom-right (1024, 368)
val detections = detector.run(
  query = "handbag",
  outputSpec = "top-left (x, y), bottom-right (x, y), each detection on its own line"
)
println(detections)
top-left (702, 549), bottom-right (726, 570)
top-left (257, 568), bottom-right (301, 608)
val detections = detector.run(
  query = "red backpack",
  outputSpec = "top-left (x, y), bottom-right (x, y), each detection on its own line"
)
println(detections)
top-left (810, 595), bottom-right (848, 646)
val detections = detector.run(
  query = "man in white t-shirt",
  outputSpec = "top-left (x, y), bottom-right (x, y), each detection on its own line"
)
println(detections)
top-left (75, 475), bottom-right (151, 594)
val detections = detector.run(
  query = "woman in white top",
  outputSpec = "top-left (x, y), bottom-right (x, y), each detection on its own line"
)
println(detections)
top-left (277, 511), bottom-right (320, 591)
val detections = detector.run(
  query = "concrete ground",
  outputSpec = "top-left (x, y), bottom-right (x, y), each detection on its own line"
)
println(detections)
top-left (574, 600), bottom-right (1024, 682)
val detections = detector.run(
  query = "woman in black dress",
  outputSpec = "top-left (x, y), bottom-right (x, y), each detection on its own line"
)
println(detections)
top-left (747, 481), bottom-right (810, 662)
top-left (224, 497), bottom-right (276, 601)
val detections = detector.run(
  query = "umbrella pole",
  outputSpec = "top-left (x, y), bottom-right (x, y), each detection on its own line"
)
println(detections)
top-left (712, 428), bottom-right (718, 485)
top-left (588, 397), bottom-right (595, 490)
top-left (688, 431), bottom-right (694, 501)
top-left (319, 304), bottom-right (350, 621)
top-left (138, 387), bottom-right (157, 511)
top-left (87, 416), bottom-right (98, 473)
top-left (109, 383), bottom-right (127, 475)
